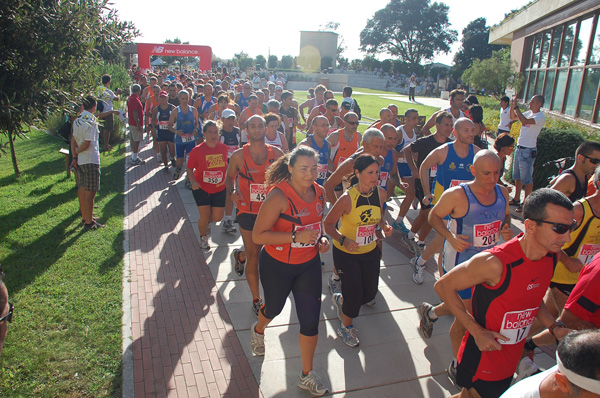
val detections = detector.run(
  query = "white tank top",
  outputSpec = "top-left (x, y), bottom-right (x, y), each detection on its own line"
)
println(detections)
top-left (265, 131), bottom-right (284, 148)
top-left (397, 125), bottom-right (417, 163)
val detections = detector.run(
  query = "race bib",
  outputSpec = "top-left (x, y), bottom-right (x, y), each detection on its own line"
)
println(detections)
top-left (159, 121), bottom-right (169, 130)
top-left (227, 145), bottom-right (238, 158)
top-left (429, 164), bottom-right (438, 177)
top-left (578, 244), bottom-right (600, 265)
top-left (317, 163), bottom-right (328, 180)
top-left (250, 184), bottom-right (267, 202)
top-left (203, 170), bottom-right (223, 184)
top-left (449, 179), bottom-right (470, 188)
top-left (356, 224), bottom-right (377, 246)
top-left (378, 172), bottom-right (389, 187)
top-left (473, 220), bottom-right (502, 247)
top-left (499, 307), bottom-right (538, 345)
top-left (291, 222), bottom-right (321, 248)
top-left (181, 133), bottom-right (195, 143)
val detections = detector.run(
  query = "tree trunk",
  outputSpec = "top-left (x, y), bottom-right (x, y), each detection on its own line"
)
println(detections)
top-left (8, 130), bottom-right (20, 178)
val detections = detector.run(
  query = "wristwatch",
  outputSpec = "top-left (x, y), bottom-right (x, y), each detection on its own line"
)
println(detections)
top-left (548, 320), bottom-right (567, 338)
top-left (339, 235), bottom-right (346, 245)
top-left (291, 231), bottom-right (297, 244)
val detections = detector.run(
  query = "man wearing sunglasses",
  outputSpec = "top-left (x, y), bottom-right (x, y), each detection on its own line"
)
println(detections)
top-left (436, 188), bottom-right (574, 398)
top-left (550, 141), bottom-right (600, 202)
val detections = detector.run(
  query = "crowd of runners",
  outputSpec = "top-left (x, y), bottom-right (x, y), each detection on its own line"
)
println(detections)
top-left (75, 68), bottom-right (600, 397)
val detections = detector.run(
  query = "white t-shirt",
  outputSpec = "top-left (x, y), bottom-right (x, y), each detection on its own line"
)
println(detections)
top-left (499, 366), bottom-right (555, 398)
top-left (498, 106), bottom-right (512, 131)
top-left (73, 110), bottom-right (100, 165)
top-left (96, 85), bottom-right (116, 111)
top-left (517, 110), bottom-right (546, 148)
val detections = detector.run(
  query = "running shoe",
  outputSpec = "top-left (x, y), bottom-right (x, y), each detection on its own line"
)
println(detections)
top-left (337, 323), bottom-right (359, 347)
top-left (184, 179), bottom-right (192, 190)
top-left (392, 220), bottom-right (410, 234)
top-left (252, 298), bottom-right (263, 317)
top-left (201, 236), bottom-right (210, 250)
top-left (250, 321), bottom-right (265, 356)
top-left (162, 166), bottom-right (169, 174)
top-left (231, 249), bottom-right (245, 276)
top-left (411, 257), bottom-right (425, 284)
top-left (222, 219), bottom-right (237, 233)
top-left (130, 158), bottom-right (145, 166)
top-left (514, 356), bottom-right (540, 383)
top-left (402, 235), bottom-right (417, 253)
top-left (170, 158), bottom-right (177, 168)
top-left (418, 302), bottom-right (437, 338)
top-left (365, 299), bottom-right (376, 306)
top-left (297, 371), bottom-right (329, 396)
top-left (173, 167), bottom-right (182, 180)
top-left (328, 276), bottom-right (342, 295)
top-left (332, 293), bottom-right (343, 321)
top-left (447, 359), bottom-right (462, 389)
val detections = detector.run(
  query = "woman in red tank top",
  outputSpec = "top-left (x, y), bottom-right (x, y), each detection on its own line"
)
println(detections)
top-left (250, 147), bottom-right (330, 395)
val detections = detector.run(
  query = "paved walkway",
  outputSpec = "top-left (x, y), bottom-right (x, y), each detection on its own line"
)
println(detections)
top-left (123, 144), bottom-right (555, 397)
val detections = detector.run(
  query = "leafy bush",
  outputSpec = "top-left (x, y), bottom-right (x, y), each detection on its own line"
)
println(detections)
top-left (505, 127), bottom-right (584, 189)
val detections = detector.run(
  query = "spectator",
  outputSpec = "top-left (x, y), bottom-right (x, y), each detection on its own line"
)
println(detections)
top-left (497, 96), bottom-right (516, 134)
top-left (493, 133), bottom-right (516, 192)
top-left (127, 84), bottom-right (145, 166)
top-left (96, 74), bottom-right (120, 151)
top-left (0, 265), bottom-right (12, 357)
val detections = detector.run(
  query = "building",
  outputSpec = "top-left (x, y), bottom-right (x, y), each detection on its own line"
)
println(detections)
top-left (490, 0), bottom-right (600, 125)
top-left (298, 31), bottom-right (338, 72)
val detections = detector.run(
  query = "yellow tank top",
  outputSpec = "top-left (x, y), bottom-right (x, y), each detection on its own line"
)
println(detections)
top-left (333, 185), bottom-right (381, 254)
top-left (553, 198), bottom-right (600, 285)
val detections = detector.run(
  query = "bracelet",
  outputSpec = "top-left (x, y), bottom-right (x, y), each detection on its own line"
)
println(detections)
top-left (548, 320), bottom-right (567, 338)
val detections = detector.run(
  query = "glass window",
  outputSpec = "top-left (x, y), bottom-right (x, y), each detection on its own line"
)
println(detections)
top-left (553, 70), bottom-right (569, 111)
top-left (544, 70), bottom-right (556, 107)
top-left (580, 68), bottom-right (600, 121)
top-left (526, 70), bottom-right (537, 100)
top-left (561, 23), bottom-right (577, 66)
top-left (535, 70), bottom-right (546, 95)
top-left (564, 68), bottom-right (584, 116)
top-left (573, 17), bottom-right (594, 66)
top-left (523, 36), bottom-right (534, 70)
top-left (540, 31), bottom-right (551, 68)
top-left (549, 25), bottom-right (563, 67)
top-left (532, 34), bottom-right (542, 68)
top-left (589, 20), bottom-right (600, 65)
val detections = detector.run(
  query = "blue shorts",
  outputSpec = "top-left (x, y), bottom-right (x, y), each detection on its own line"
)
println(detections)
top-left (397, 162), bottom-right (413, 178)
top-left (175, 141), bottom-right (195, 158)
top-left (442, 266), bottom-right (472, 300)
top-left (512, 146), bottom-right (535, 185)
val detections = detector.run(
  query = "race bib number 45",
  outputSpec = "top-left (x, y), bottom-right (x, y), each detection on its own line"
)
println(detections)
top-left (292, 222), bottom-right (321, 248)
top-left (473, 220), bottom-right (502, 248)
top-left (250, 184), bottom-right (267, 202)
top-left (356, 224), bottom-right (376, 246)
top-left (499, 307), bottom-right (538, 345)
top-left (203, 171), bottom-right (223, 184)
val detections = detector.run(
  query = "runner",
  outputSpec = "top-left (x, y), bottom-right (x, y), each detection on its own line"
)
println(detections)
top-left (250, 147), bottom-right (330, 396)
top-left (194, 83), bottom-right (216, 124)
top-left (151, 90), bottom-right (176, 174)
top-left (264, 113), bottom-right (289, 152)
top-left (225, 115), bottom-right (284, 316)
top-left (421, 89), bottom-right (467, 135)
top-left (168, 90), bottom-right (200, 183)
top-left (298, 115), bottom-right (333, 187)
top-left (235, 82), bottom-right (253, 111)
top-left (279, 90), bottom-right (302, 150)
top-left (299, 84), bottom-right (326, 123)
top-left (324, 154), bottom-right (393, 347)
top-left (435, 188), bottom-right (574, 398)
top-left (186, 121), bottom-right (229, 250)
top-left (145, 85), bottom-right (161, 161)
top-left (238, 94), bottom-right (263, 145)
top-left (328, 112), bottom-right (362, 175)
top-left (549, 141), bottom-right (600, 202)
top-left (378, 124), bottom-right (400, 201)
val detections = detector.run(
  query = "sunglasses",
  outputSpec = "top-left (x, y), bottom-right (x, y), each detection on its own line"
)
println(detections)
top-left (0, 303), bottom-right (13, 323)
top-left (530, 219), bottom-right (577, 234)
top-left (330, 108), bottom-right (339, 112)
top-left (346, 121), bottom-right (359, 126)
top-left (583, 154), bottom-right (600, 165)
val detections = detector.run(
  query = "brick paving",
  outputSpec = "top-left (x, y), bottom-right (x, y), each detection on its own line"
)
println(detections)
top-left (125, 145), bottom-right (262, 398)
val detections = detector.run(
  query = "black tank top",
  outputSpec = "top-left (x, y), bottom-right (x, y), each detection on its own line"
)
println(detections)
top-left (563, 169), bottom-right (587, 202)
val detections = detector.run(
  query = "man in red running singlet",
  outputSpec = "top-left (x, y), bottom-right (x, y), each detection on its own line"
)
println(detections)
top-left (436, 188), bottom-right (575, 398)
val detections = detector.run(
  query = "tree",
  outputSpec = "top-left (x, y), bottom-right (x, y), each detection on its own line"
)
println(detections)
top-left (461, 48), bottom-right (524, 98)
top-left (268, 55), bottom-right (278, 69)
top-left (0, 0), bottom-right (137, 177)
top-left (452, 18), bottom-right (504, 79)
top-left (255, 55), bottom-right (266, 70)
top-left (360, 0), bottom-right (457, 68)
top-left (319, 21), bottom-right (346, 67)
top-left (350, 59), bottom-right (363, 70)
top-left (281, 55), bottom-right (294, 69)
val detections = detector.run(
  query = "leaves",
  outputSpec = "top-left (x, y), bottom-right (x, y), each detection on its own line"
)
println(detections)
top-left (461, 48), bottom-right (524, 98)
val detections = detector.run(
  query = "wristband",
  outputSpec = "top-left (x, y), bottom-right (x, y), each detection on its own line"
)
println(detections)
top-left (548, 320), bottom-right (567, 338)
top-left (291, 231), bottom-right (297, 244)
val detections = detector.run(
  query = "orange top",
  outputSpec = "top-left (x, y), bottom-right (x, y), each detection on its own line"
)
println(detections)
top-left (332, 130), bottom-right (360, 169)
top-left (237, 144), bottom-right (276, 214)
top-left (264, 181), bottom-right (325, 264)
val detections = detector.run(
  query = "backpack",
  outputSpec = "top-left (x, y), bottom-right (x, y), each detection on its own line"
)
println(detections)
top-left (96, 100), bottom-right (105, 113)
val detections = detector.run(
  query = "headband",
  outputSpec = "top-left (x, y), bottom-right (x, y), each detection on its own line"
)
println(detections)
top-left (557, 354), bottom-right (600, 394)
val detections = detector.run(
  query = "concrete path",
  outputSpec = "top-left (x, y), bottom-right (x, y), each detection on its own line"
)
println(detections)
top-left (123, 144), bottom-right (555, 397)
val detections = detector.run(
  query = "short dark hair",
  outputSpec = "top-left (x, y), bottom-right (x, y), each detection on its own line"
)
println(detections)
top-left (466, 94), bottom-right (479, 105)
top-left (558, 330), bottom-right (600, 381)
top-left (248, 94), bottom-right (258, 101)
top-left (326, 99), bottom-right (338, 109)
top-left (281, 91), bottom-right (293, 102)
top-left (202, 120), bottom-right (218, 133)
top-left (450, 89), bottom-right (466, 101)
top-left (101, 74), bottom-right (111, 85)
top-left (343, 86), bottom-right (353, 97)
top-left (405, 108), bottom-right (418, 118)
top-left (493, 133), bottom-right (515, 152)
top-left (435, 111), bottom-right (453, 125)
top-left (523, 188), bottom-right (573, 222)
top-left (82, 96), bottom-right (96, 110)
top-left (501, 96), bottom-right (510, 103)
top-left (470, 105), bottom-right (483, 124)
top-left (576, 141), bottom-right (600, 158)
top-left (353, 154), bottom-right (378, 174)
top-left (264, 112), bottom-right (281, 125)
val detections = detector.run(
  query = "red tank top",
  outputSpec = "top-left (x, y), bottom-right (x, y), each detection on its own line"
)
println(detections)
top-left (265, 181), bottom-right (325, 264)
top-left (458, 234), bottom-right (556, 382)
top-left (333, 131), bottom-right (360, 169)
top-left (237, 144), bottom-right (276, 214)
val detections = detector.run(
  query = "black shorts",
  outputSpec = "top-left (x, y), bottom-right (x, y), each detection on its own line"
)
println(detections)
top-left (414, 178), bottom-right (434, 209)
top-left (157, 129), bottom-right (175, 142)
top-left (192, 187), bottom-right (226, 207)
top-left (550, 282), bottom-right (576, 297)
top-left (237, 212), bottom-right (257, 231)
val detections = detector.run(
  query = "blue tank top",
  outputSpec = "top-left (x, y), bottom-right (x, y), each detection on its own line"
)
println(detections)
top-left (443, 183), bottom-right (506, 271)
top-left (432, 143), bottom-right (475, 202)
top-left (198, 96), bottom-right (215, 122)
top-left (378, 149), bottom-right (394, 190)
top-left (175, 105), bottom-right (197, 144)
top-left (237, 93), bottom-right (249, 111)
top-left (309, 134), bottom-right (330, 186)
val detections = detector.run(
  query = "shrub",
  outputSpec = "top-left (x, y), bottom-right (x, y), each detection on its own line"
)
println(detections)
top-left (505, 127), bottom-right (584, 189)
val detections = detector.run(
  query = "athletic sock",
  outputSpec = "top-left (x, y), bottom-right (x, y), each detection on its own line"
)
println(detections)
top-left (417, 256), bottom-right (427, 266)
top-left (428, 308), bottom-right (438, 320)
top-left (417, 240), bottom-right (425, 246)
top-left (408, 231), bottom-right (416, 240)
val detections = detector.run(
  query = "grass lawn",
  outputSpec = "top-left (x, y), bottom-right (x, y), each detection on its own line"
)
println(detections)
top-left (0, 128), bottom-right (125, 397)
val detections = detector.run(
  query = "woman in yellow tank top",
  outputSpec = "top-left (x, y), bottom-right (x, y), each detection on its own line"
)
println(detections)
top-left (324, 154), bottom-right (393, 347)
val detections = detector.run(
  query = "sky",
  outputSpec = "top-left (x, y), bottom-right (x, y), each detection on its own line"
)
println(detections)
top-left (109, 0), bottom-right (528, 66)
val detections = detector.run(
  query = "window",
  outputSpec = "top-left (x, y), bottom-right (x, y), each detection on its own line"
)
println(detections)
top-left (561, 23), bottom-right (577, 66)
top-left (526, 71), bottom-right (537, 100)
top-left (540, 31), bottom-right (551, 68)
top-left (574, 17), bottom-right (594, 66)
top-left (564, 69), bottom-right (583, 116)
top-left (552, 70), bottom-right (568, 112)
top-left (549, 26), bottom-right (563, 67)
top-left (580, 68), bottom-right (600, 121)
top-left (535, 70), bottom-right (546, 95)
top-left (544, 70), bottom-right (556, 107)
top-left (589, 22), bottom-right (600, 64)
top-left (533, 34), bottom-right (542, 68)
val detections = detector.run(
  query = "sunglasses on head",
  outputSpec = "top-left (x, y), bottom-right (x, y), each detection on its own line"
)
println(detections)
top-left (583, 154), bottom-right (600, 165)
top-left (529, 219), bottom-right (577, 234)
